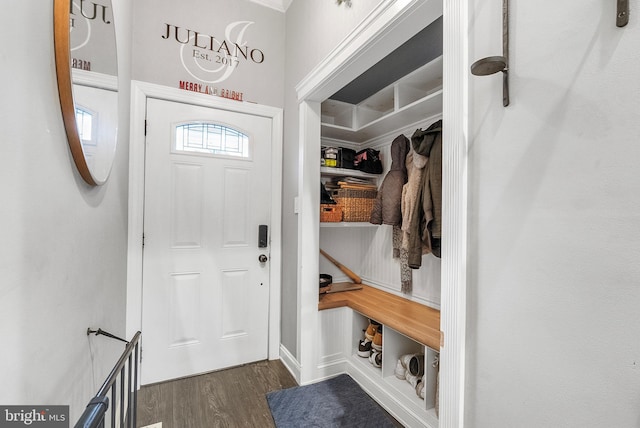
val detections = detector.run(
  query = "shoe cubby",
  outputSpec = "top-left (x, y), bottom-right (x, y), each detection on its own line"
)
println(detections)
top-left (380, 328), bottom-right (439, 422)
top-left (350, 312), bottom-right (383, 376)
top-left (349, 311), bottom-right (439, 424)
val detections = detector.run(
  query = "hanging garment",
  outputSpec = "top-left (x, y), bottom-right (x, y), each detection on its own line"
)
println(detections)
top-left (370, 134), bottom-right (409, 227)
top-left (369, 134), bottom-right (411, 291)
top-left (422, 124), bottom-right (442, 258)
top-left (405, 120), bottom-right (443, 270)
top-left (400, 149), bottom-right (427, 293)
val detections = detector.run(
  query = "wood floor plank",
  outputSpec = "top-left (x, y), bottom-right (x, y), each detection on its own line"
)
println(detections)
top-left (172, 373), bottom-right (206, 428)
top-left (137, 382), bottom-right (173, 428)
top-left (136, 360), bottom-right (297, 428)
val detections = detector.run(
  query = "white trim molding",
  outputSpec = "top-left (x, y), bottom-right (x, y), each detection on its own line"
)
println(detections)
top-left (125, 80), bottom-right (284, 363)
top-left (295, 0), bottom-right (467, 426)
top-left (440, 0), bottom-right (469, 426)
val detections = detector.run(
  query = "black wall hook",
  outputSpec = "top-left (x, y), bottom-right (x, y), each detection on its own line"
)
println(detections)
top-left (617, 0), bottom-right (629, 27)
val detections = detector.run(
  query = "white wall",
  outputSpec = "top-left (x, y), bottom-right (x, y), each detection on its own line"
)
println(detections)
top-left (465, 0), bottom-right (640, 426)
top-left (131, 0), bottom-right (285, 107)
top-left (282, 0), bottom-right (380, 360)
top-left (0, 0), bottom-right (132, 422)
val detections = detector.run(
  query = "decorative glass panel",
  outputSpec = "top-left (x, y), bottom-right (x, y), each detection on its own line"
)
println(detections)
top-left (175, 122), bottom-right (250, 158)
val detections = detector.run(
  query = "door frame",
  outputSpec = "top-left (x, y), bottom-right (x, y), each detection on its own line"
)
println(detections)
top-left (295, 0), bottom-right (468, 426)
top-left (126, 80), bottom-right (283, 364)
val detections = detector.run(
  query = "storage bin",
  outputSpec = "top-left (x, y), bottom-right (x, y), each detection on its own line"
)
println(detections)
top-left (320, 204), bottom-right (342, 222)
top-left (332, 188), bottom-right (377, 222)
top-left (321, 147), bottom-right (339, 167)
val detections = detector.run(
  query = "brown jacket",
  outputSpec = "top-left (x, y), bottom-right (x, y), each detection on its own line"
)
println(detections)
top-left (370, 134), bottom-right (410, 226)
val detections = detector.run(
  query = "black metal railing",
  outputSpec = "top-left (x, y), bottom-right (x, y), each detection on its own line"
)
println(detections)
top-left (75, 331), bottom-right (141, 428)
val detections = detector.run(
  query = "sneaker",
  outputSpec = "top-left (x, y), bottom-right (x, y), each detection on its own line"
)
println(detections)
top-left (364, 319), bottom-right (381, 341)
top-left (416, 377), bottom-right (425, 398)
top-left (409, 353), bottom-right (425, 377)
top-left (405, 373), bottom-right (420, 388)
top-left (369, 350), bottom-right (382, 368)
top-left (394, 359), bottom-right (407, 380)
top-left (399, 353), bottom-right (413, 370)
top-left (418, 375), bottom-right (426, 399)
top-left (372, 326), bottom-right (383, 351)
top-left (357, 339), bottom-right (372, 358)
top-left (373, 351), bottom-right (382, 368)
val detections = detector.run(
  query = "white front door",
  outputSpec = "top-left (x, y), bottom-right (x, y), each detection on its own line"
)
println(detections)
top-left (141, 97), bottom-right (272, 385)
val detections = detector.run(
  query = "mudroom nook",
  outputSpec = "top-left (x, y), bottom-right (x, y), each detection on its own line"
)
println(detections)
top-left (293, 2), bottom-right (453, 425)
top-left (3, 0), bottom-right (639, 427)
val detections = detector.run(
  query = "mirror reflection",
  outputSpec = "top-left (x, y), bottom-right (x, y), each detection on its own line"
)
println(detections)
top-left (55, 0), bottom-right (118, 186)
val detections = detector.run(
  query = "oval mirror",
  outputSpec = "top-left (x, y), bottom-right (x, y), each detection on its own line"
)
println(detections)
top-left (54, 0), bottom-right (118, 186)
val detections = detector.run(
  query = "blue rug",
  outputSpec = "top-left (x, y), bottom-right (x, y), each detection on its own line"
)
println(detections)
top-left (266, 374), bottom-right (396, 428)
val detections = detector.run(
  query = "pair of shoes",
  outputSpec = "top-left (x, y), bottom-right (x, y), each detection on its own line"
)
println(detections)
top-left (398, 352), bottom-right (424, 376)
top-left (364, 319), bottom-right (381, 341)
top-left (357, 339), bottom-right (372, 358)
top-left (369, 349), bottom-right (382, 368)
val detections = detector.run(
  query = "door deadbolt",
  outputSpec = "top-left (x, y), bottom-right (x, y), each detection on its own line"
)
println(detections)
top-left (258, 254), bottom-right (268, 263)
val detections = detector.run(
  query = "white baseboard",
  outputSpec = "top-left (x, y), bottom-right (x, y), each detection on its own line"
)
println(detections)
top-left (278, 344), bottom-right (300, 383)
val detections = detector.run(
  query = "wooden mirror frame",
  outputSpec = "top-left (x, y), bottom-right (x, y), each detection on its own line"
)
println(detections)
top-left (54, 0), bottom-right (118, 186)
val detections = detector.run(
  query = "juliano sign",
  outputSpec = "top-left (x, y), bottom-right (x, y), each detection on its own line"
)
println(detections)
top-left (162, 22), bottom-right (265, 84)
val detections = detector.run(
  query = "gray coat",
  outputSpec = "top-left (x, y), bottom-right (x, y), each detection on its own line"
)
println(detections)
top-left (407, 120), bottom-right (442, 268)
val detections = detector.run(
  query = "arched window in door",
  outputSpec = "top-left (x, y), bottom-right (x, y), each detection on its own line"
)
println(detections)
top-left (174, 122), bottom-right (250, 159)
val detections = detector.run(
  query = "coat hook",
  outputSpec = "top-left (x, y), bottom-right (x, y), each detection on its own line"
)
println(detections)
top-left (617, 0), bottom-right (629, 27)
top-left (470, 0), bottom-right (510, 106)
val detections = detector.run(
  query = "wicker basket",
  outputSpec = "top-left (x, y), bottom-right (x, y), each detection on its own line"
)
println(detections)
top-left (320, 204), bottom-right (342, 222)
top-left (332, 188), bottom-right (377, 222)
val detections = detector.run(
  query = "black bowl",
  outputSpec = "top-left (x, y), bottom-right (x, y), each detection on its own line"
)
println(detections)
top-left (319, 274), bottom-right (333, 288)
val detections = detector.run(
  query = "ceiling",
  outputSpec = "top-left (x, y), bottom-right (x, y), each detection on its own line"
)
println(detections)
top-left (248, 0), bottom-right (292, 13)
top-left (329, 16), bottom-right (443, 105)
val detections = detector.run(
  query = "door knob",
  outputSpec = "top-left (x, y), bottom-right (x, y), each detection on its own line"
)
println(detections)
top-left (258, 254), bottom-right (268, 263)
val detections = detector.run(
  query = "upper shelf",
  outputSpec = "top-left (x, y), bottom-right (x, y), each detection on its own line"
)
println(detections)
top-left (320, 166), bottom-right (380, 179)
top-left (320, 221), bottom-right (378, 228)
top-left (321, 56), bottom-right (443, 144)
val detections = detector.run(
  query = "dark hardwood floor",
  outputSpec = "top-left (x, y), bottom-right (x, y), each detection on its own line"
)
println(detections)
top-left (136, 359), bottom-right (298, 428)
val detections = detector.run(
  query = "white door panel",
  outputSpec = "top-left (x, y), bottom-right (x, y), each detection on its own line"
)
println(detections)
top-left (142, 98), bottom-right (272, 385)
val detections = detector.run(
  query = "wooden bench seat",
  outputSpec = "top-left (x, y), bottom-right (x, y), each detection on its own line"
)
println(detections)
top-left (318, 283), bottom-right (441, 351)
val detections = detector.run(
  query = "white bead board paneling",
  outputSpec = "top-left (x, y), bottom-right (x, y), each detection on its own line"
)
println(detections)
top-left (317, 307), bottom-right (351, 379)
top-left (360, 226), bottom-right (441, 308)
top-left (319, 224), bottom-right (441, 308)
